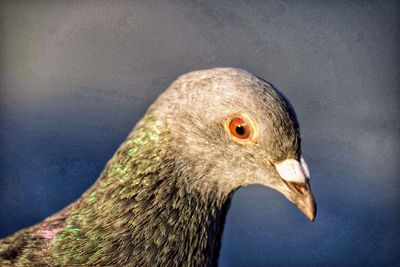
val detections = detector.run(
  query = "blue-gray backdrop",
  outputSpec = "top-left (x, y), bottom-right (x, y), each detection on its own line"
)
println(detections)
top-left (0, 1), bottom-right (399, 266)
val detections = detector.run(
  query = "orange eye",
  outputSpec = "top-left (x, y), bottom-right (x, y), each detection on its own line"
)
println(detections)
top-left (229, 117), bottom-right (252, 139)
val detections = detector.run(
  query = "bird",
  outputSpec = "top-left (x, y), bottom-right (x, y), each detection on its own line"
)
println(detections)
top-left (0, 67), bottom-right (316, 266)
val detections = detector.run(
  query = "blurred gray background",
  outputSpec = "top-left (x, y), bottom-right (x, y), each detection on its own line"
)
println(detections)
top-left (0, 1), bottom-right (399, 266)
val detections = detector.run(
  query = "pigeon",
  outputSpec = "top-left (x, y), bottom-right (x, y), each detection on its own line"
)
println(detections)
top-left (0, 67), bottom-right (316, 266)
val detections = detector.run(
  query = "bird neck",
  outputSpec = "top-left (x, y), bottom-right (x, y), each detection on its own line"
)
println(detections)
top-left (50, 115), bottom-right (233, 266)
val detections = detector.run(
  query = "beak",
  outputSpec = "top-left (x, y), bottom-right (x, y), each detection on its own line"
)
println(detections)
top-left (280, 180), bottom-right (316, 221)
top-left (268, 157), bottom-right (316, 221)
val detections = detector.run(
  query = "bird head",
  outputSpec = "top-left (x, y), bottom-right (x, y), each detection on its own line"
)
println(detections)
top-left (152, 67), bottom-right (316, 221)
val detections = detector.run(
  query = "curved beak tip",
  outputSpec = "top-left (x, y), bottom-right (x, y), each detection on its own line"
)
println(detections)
top-left (304, 202), bottom-right (317, 222)
top-left (283, 181), bottom-right (317, 222)
top-left (299, 192), bottom-right (317, 222)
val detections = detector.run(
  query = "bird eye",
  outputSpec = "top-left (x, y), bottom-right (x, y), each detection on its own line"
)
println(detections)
top-left (229, 117), bottom-right (251, 139)
top-left (225, 113), bottom-right (257, 144)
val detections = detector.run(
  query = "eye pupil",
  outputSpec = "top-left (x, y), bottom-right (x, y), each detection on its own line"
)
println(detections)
top-left (235, 125), bottom-right (246, 136)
